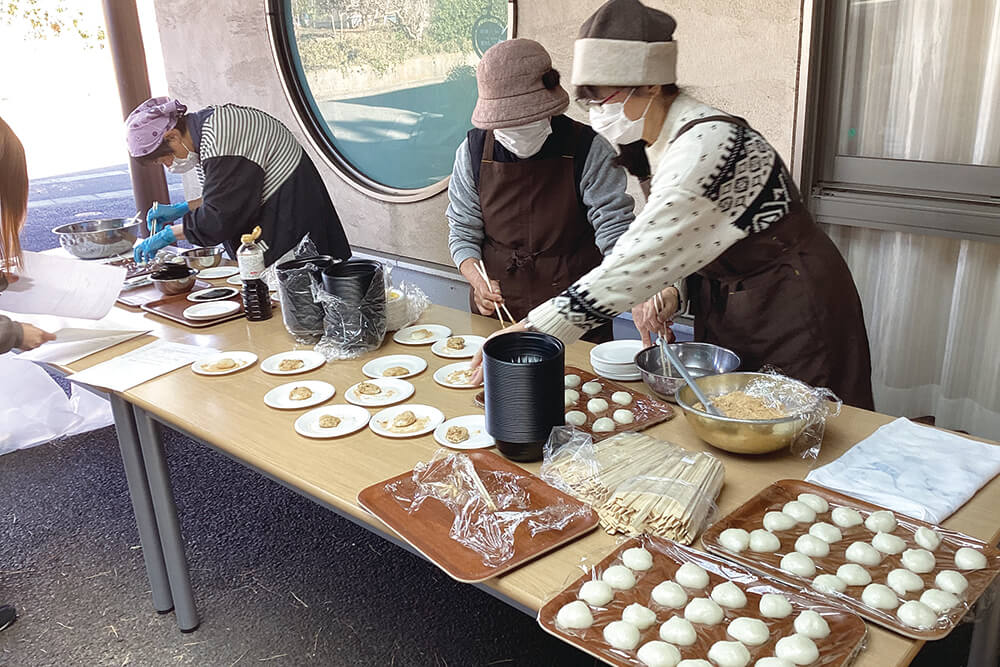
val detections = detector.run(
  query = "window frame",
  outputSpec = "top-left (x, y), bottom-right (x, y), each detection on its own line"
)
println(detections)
top-left (265, 0), bottom-right (517, 203)
top-left (806, 0), bottom-right (1000, 241)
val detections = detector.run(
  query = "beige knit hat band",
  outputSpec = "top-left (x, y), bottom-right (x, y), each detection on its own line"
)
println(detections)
top-left (571, 38), bottom-right (677, 87)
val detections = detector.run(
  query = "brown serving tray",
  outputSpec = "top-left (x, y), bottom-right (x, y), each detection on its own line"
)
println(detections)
top-left (109, 257), bottom-right (153, 280)
top-left (702, 479), bottom-right (1000, 640)
top-left (564, 365), bottom-right (674, 441)
top-left (539, 536), bottom-right (867, 667)
top-left (141, 293), bottom-right (249, 328)
top-left (118, 279), bottom-right (212, 308)
top-left (358, 450), bottom-right (599, 583)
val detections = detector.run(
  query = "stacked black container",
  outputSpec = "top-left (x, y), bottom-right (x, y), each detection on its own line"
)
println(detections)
top-left (319, 259), bottom-right (387, 353)
top-left (483, 332), bottom-right (565, 462)
top-left (275, 255), bottom-right (335, 342)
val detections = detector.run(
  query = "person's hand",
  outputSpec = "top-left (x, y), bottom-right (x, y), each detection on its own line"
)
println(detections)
top-left (633, 287), bottom-right (679, 347)
top-left (2, 272), bottom-right (19, 285)
top-left (460, 257), bottom-right (503, 315)
top-left (19, 324), bottom-right (55, 350)
top-left (134, 226), bottom-right (176, 264)
top-left (469, 320), bottom-right (530, 385)
top-left (146, 201), bottom-right (190, 234)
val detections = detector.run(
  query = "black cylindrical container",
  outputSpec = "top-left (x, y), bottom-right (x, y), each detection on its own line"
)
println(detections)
top-left (483, 332), bottom-right (565, 462)
top-left (276, 255), bottom-right (335, 341)
top-left (320, 259), bottom-right (386, 351)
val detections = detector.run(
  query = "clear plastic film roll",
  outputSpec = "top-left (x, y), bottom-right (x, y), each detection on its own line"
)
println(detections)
top-left (541, 429), bottom-right (725, 545)
top-left (386, 449), bottom-right (592, 567)
top-left (383, 263), bottom-right (430, 332)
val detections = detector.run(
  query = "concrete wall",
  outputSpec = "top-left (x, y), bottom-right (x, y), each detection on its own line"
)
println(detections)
top-left (151, 0), bottom-right (803, 268)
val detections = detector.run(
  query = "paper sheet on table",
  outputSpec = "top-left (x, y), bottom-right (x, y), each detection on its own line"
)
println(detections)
top-left (17, 327), bottom-right (151, 365)
top-left (806, 417), bottom-right (1000, 523)
top-left (0, 251), bottom-right (125, 319)
top-left (66, 340), bottom-right (217, 392)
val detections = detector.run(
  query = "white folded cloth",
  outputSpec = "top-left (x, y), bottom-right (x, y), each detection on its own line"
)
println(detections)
top-left (806, 417), bottom-right (1000, 524)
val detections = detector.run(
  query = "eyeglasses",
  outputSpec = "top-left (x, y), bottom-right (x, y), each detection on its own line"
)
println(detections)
top-left (575, 89), bottom-right (627, 112)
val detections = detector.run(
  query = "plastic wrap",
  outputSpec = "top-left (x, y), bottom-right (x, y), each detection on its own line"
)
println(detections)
top-left (563, 365), bottom-right (675, 442)
top-left (388, 449), bottom-right (593, 567)
top-left (537, 536), bottom-right (869, 667)
top-left (275, 236), bottom-right (326, 343)
top-left (541, 429), bottom-right (724, 545)
top-left (701, 479), bottom-right (1000, 640)
top-left (313, 261), bottom-right (387, 360)
top-left (385, 278), bottom-right (430, 331)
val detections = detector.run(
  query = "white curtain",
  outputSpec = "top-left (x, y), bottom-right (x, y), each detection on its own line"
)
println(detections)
top-left (824, 0), bottom-right (1000, 439)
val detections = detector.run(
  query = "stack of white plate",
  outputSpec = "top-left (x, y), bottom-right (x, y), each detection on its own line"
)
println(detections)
top-left (385, 287), bottom-right (409, 331)
top-left (589, 339), bottom-right (645, 381)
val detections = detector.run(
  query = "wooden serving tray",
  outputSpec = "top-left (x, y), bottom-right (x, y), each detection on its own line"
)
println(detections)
top-left (539, 537), bottom-right (867, 667)
top-left (358, 450), bottom-right (599, 583)
top-left (702, 479), bottom-right (1000, 640)
top-left (141, 293), bottom-right (247, 328)
top-left (564, 365), bottom-right (674, 441)
top-left (118, 279), bottom-right (212, 308)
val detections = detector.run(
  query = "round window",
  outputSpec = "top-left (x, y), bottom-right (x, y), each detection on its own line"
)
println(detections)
top-left (270, 0), bottom-right (515, 201)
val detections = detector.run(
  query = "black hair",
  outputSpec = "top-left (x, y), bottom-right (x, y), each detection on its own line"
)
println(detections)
top-left (542, 68), bottom-right (561, 90)
top-left (135, 114), bottom-right (188, 164)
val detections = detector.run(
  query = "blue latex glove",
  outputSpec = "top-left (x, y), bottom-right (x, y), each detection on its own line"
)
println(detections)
top-left (146, 201), bottom-right (190, 234)
top-left (133, 226), bottom-right (176, 264)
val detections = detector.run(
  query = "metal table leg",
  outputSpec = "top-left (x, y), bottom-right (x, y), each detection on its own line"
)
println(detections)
top-left (133, 406), bottom-right (200, 632)
top-left (109, 395), bottom-right (173, 614)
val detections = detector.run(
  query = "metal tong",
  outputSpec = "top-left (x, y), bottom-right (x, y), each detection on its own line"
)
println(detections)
top-left (658, 336), bottom-right (721, 416)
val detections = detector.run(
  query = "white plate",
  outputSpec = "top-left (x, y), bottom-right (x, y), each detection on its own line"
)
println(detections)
top-left (431, 334), bottom-right (486, 359)
top-left (433, 362), bottom-right (480, 389)
top-left (198, 266), bottom-right (240, 279)
top-left (590, 339), bottom-right (646, 365)
top-left (187, 286), bottom-right (240, 302)
top-left (392, 324), bottom-right (452, 346)
top-left (260, 350), bottom-right (327, 375)
top-left (264, 380), bottom-right (335, 410)
top-left (191, 351), bottom-right (258, 376)
top-left (294, 405), bottom-right (370, 439)
top-left (226, 275), bottom-right (243, 286)
top-left (182, 300), bottom-right (241, 321)
top-left (344, 378), bottom-right (415, 407)
top-left (361, 354), bottom-right (427, 379)
top-left (369, 404), bottom-right (445, 438)
top-left (592, 369), bottom-right (642, 382)
top-left (433, 415), bottom-right (494, 450)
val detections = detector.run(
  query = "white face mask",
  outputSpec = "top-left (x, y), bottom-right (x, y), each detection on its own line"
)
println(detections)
top-left (493, 119), bottom-right (553, 158)
top-left (589, 89), bottom-right (654, 146)
top-left (167, 139), bottom-right (199, 174)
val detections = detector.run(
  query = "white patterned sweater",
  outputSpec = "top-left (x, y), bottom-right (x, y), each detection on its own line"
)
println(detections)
top-left (527, 93), bottom-right (798, 342)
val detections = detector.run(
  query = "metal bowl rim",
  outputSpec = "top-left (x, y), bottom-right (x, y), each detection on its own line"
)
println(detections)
top-left (634, 342), bottom-right (741, 378)
top-left (179, 247), bottom-right (224, 257)
top-left (52, 218), bottom-right (143, 235)
top-left (675, 372), bottom-right (816, 425)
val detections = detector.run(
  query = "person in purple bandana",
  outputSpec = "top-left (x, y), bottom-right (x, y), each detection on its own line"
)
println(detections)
top-left (126, 97), bottom-right (350, 267)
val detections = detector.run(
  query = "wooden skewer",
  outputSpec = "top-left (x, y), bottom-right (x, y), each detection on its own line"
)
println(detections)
top-left (475, 261), bottom-right (516, 325)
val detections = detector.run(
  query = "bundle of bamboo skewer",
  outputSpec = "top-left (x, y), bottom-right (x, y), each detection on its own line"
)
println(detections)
top-left (541, 432), bottom-right (724, 544)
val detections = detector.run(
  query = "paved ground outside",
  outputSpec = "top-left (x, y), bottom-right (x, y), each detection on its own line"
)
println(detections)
top-left (0, 168), bottom-right (978, 665)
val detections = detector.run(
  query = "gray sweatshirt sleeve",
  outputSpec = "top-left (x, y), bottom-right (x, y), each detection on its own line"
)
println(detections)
top-left (446, 139), bottom-right (484, 270)
top-left (580, 135), bottom-right (635, 255)
top-left (0, 315), bottom-right (24, 354)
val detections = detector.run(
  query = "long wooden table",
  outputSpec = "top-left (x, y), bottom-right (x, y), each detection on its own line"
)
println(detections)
top-left (61, 302), bottom-right (1000, 663)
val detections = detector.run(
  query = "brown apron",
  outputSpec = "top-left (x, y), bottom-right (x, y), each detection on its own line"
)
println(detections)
top-left (474, 129), bottom-right (613, 342)
top-left (678, 116), bottom-right (875, 410)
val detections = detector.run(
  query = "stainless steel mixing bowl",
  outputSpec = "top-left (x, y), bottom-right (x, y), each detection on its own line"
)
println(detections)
top-left (179, 246), bottom-right (224, 270)
top-left (676, 372), bottom-right (819, 454)
top-left (150, 267), bottom-right (197, 295)
top-left (634, 342), bottom-right (741, 401)
top-left (52, 217), bottom-right (143, 259)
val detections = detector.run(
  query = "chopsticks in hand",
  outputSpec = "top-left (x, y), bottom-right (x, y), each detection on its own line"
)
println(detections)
top-left (474, 260), bottom-right (515, 328)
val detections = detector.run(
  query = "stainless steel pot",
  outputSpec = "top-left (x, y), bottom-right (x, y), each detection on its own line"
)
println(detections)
top-left (179, 246), bottom-right (224, 270)
top-left (634, 342), bottom-right (741, 402)
top-left (52, 217), bottom-right (143, 259)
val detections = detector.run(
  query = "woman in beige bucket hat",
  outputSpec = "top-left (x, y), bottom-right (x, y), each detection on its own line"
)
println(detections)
top-left (472, 0), bottom-right (873, 410)
top-left (446, 38), bottom-right (635, 342)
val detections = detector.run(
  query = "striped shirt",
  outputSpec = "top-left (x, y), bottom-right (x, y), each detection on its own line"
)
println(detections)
top-left (198, 104), bottom-right (302, 202)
